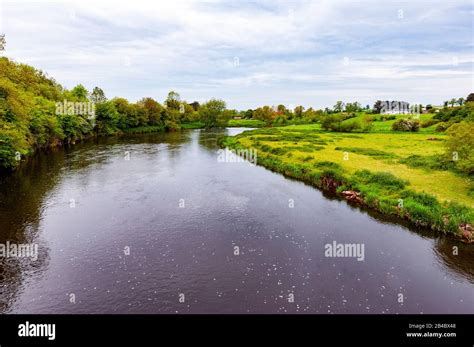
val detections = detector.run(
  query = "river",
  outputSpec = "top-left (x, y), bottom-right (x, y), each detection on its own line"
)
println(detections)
top-left (0, 128), bottom-right (473, 313)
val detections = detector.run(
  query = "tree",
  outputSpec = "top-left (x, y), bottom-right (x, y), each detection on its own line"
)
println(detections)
top-left (449, 98), bottom-right (457, 107)
top-left (445, 122), bottom-right (474, 174)
top-left (253, 106), bottom-right (276, 125)
top-left (165, 90), bottom-right (181, 110)
top-left (345, 102), bottom-right (361, 113)
top-left (70, 84), bottom-right (89, 101)
top-left (199, 99), bottom-right (226, 128)
top-left (466, 93), bottom-right (474, 102)
top-left (294, 105), bottom-right (305, 117)
top-left (277, 104), bottom-right (287, 114)
top-left (333, 101), bottom-right (344, 113)
top-left (244, 109), bottom-right (253, 119)
top-left (373, 100), bottom-right (383, 114)
top-left (0, 34), bottom-right (5, 51)
top-left (90, 87), bottom-right (107, 103)
top-left (189, 101), bottom-right (200, 111)
top-left (457, 97), bottom-right (465, 106)
top-left (95, 101), bottom-right (119, 135)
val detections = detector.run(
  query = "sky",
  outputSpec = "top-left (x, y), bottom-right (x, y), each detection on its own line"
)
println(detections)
top-left (0, 0), bottom-right (472, 110)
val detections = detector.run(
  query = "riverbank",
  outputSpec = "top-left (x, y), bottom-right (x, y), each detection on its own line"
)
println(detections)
top-left (221, 125), bottom-right (474, 242)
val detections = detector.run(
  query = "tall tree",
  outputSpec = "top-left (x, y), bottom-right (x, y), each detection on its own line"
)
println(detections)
top-left (70, 84), bottom-right (89, 101)
top-left (90, 87), bottom-right (107, 103)
top-left (373, 100), bottom-right (383, 114)
top-left (333, 101), bottom-right (344, 113)
top-left (0, 34), bottom-right (5, 51)
top-left (165, 90), bottom-right (181, 110)
top-left (199, 99), bottom-right (226, 128)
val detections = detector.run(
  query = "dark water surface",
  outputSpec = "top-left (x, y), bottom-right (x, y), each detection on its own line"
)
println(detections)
top-left (0, 128), bottom-right (473, 313)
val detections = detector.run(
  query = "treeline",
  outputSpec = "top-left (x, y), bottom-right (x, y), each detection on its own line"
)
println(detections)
top-left (1, 56), bottom-right (473, 170)
top-left (0, 57), bottom-right (229, 169)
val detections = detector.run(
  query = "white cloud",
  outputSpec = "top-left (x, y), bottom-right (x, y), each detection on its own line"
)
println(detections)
top-left (1, 0), bottom-right (472, 108)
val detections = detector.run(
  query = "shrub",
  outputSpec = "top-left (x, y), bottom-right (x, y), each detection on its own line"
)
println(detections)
top-left (392, 119), bottom-right (420, 132)
top-left (435, 122), bottom-right (451, 132)
top-left (420, 118), bottom-right (438, 128)
top-left (445, 122), bottom-right (474, 175)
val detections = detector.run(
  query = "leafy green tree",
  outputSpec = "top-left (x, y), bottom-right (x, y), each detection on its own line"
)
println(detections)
top-left (253, 106), bottom-right (276, 125)
top-left (165, 91), bottom-right (181, 110)
top-left (95, 101), bottom-right (119, 135)
top-left (294, 105), bottom-right (305, 118)
top-left (345, 102), bottom-right (361, 113)
top-left (244, 109), bottom-right (253, 119)
top-left (199, 99), bottom-right (227, 128)
top-left (445, 122), bottom-right (474, 174)
top-left (139, 97), bottom-right (163, 126)
top-left (90, 87), bottom-right (107, 103)
top-left (333, 101), bottom-right (344, 113)
top-left (70, 84), bottom-right (89, 101)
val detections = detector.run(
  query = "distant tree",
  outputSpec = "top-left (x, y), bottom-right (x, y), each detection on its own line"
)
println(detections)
top-left (277, 104), bottom-right (287, 113)
top-left (253, 106), bottom-right (276, 125)
top-left (244, 109), bottom-right (253, 119)
top-left (294, 105), bottom-right (305, 117)
top-left (95, 101), bottom-right (119, 135)
top-left (333, 101), bottom-right (344, 113)
top-left (445, 122), bottom-right (474, 174)
top-left (466, 93), bottom-right (474, 102)
top-left (444, 101), bottom-right (449, 108)
top-left (138, 97), bottom-right (164, 126)
top-left (0, 34), bottom-right (5, 51)
top-left (165, 91), bottom-right (181, 110)
top-left (90, 87), bottom-right (107, 103)
top-left (373, 100), bottom-right (383, 114)
top-left (70, 84), bottom-right (89, 101)
top-left (199, 99), bottom-right (227, 128)
top-left (449, 98), bottom-right (457, 107)
top-left (189, 101), bottom-right (200, 111)
top-left (457, 97), bottom-right (465, 106)
top-left (345, 102), bottom-right (361, 113)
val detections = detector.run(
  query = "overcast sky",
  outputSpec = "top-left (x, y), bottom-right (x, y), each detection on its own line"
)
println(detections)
top-left (1, 0), bottom-right (472, 109)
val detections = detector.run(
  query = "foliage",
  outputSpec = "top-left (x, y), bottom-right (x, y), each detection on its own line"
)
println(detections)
top-left (445, 122), bottom-right (474, 175)
top-left (199, 99), bottom-right (227, 128)
top-left (392, 119), bottom-right (420, 132)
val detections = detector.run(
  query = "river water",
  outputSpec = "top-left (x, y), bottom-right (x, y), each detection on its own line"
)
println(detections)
top-left (0, 128), bottom-right (473, 313)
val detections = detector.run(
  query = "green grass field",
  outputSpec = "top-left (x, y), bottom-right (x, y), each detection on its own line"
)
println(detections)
top-left (222, 120), bottom-right (474, 239)
top-left (228, 119), bottom-right (265, 127)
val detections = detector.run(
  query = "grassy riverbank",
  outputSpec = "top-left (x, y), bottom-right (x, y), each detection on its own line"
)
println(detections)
top-left (221, 124), bottom-right (474, 241)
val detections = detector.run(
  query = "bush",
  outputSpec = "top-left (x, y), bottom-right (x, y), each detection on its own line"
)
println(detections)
top-left (392, 119), bottom-right (420, 132)
top-left (445, 122), bottom-right (474, 175)
top-left (420, 118), bottom-right (438, 128)
top-left (435, 122), bottom-right (451, 132)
